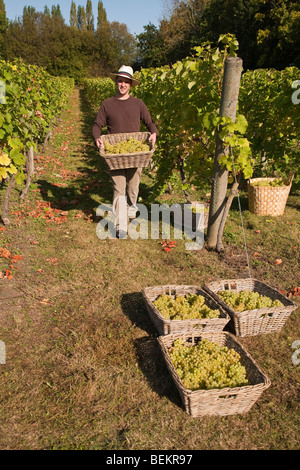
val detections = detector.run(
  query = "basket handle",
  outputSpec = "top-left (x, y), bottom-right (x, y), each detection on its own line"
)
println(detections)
top-left (287, 172), bottom-right (294, 187)
top-left (274, 171), bottom-right (294, 186)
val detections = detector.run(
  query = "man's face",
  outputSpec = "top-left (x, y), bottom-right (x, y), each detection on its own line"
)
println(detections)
top-left (117, 77), bottom-right (131, 96)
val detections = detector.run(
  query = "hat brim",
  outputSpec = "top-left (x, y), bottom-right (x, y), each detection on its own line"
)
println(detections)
top-left (109, 72), bottom-right (139, 87)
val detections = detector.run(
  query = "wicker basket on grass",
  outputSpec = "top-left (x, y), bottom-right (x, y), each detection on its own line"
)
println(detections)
top-left (99, 132), bottom-right (154, 170)
top-left (142, 285), bottom-right (230, 335)
top-left (203, 278), bottom-right (298, 337)
top-left (158, 331), bottom-right (271, 417)
top-left (248, 176), bottom-right (293, 216)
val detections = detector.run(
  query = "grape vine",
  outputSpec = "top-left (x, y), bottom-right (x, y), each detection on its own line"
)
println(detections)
top-left (82, 34), bottom-right (299, 199)
top-left (0, 59), bottom-right (74, 223)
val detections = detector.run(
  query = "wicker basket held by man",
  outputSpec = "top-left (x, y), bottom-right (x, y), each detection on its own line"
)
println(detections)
top-left (92, 65), bottom-right (158, 239)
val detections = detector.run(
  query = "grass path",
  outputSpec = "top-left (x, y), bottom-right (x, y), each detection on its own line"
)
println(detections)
top-left (0, 88), bottom-right (299, 450)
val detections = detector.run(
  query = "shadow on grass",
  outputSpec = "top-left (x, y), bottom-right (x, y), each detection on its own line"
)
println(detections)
top-left (134, 335), bottom-right (183, 411)
top-left (120, 292), bottom-right (156, 336)
top-left (120, 292), bottom-right (183, 410)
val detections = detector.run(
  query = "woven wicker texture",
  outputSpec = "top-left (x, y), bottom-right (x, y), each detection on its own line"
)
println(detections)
top-left (158, 331), bottom-right (271, 417)
top-left (203, 278), bottom-right (297, 337)
top-left (248, 178), bottom-right (292, 216)
top-left (142, 285), bottom-right (230, 335)
top-left (99, 132), bottom-right (154, 170)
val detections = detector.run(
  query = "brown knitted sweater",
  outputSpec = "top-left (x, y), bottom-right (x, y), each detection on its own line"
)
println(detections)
top-left (92, 96), bottom-right (158, 141)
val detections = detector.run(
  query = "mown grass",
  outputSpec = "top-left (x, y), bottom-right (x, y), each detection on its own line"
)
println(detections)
top-left (0, 88), bottom-right (299, 450)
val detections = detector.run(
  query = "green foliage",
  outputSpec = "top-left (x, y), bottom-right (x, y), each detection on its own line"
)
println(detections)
top-left (0, 59), bottom-right (74, 184)
top-left (137, 0), bottom-right (300, 71)
top-left (83, 33), bottom-right (299, 197)
top-left (82, 77), bottom-right (115, 110)
top-left (239, 66), bottom-right (300, 182)
top-left (135, 23), bottom-right (166, 69)
top-left (2, 2), bottom-right (137, 81)
top-left (133, 35), bottom-right (253, 198)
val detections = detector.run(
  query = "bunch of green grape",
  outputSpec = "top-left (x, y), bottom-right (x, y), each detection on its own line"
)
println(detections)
top-left (104, 138), bottom-right (150, 154)
top-left (153, 293), bottom-right (220, 320)
top-left (252, 178), bottom-right (285, 187)
top-left (218, 290), bottom-right (283, 312)
top-left (169, 338), bottom-right (248, 390)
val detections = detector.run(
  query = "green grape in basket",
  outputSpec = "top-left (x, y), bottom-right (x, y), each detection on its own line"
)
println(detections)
top-left (104, 138), bottom-right (150, 154)
top-left (169, 338), bottom-right (249, 390)
top-left (218, 290), bottom-right (283, 312)
top-left (153, 293), bottom-right (220, 320)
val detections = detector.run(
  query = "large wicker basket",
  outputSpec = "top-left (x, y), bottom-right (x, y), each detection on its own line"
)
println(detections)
top-left (142, 285), bottom-right (230, 335)
top-left (248, 177), bottom-right (293, 216)
top-left (203, 278), bottom-right (298, 337)
top-left (158, 331), bottom-right (271, 417)
top-left (99, 132), bottom-right (154, 170)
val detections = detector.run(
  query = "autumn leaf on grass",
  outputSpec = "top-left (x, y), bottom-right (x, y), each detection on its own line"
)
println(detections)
top-left (0, 247), bottom-right (11, 259)
top-left (289, 287), bottom-right (300, 297)
top-left (4, 269), bottom-right (13, 280)
top-left (279, 290), bottom-right (287, 295)
top-left (10, 255), bottom-right (23, 263)
top-left (46, 258), bottom-right (59, 265)
top-left (275, 259), bottom-right (283, 265)
top-left (161, 240), bottom-right (176, 252)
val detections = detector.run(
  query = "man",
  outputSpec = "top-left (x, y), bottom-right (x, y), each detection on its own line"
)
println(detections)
top-left (92, 65), bottom-right (158, 238)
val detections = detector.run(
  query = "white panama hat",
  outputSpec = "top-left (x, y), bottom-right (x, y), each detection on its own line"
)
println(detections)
top-left (109, 65), bottom-right (139, 87)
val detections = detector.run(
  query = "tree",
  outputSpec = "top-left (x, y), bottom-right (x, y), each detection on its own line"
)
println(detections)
top-left (44, 6), bottom-right (50, 17)
top-left (199, 0), bottom-right (300, 69)
top-left (2, 1), bottom-right (138, 81)
top-left (108, 22), bottom-right (138, 70)
top-left (150, 0), bottom-right (299, 69)
top-left (70, 1), bottom-right (78, 28)
top-left (254, 0), bottom-right (300, 68)
top-left (77, 5), bottom-right (87, 31)
top-left (0, 0), bottom-right (8, 58)
top-left (51, 4), bottom-right (64, 21)
top-left (135, 23), bottom-right (166, 68)
top-left (86, 0), bottom-right (94, 31)
top-left (159, 2), bottom-right (192, 63)
top-left (157, 0), bottom-right (210, 63)
top-left (97, 0), bottom-right (107, 29)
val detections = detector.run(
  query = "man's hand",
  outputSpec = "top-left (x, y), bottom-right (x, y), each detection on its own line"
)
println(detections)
top-left (149, 133), bottom-right (157, 146)
top-left (95, 137), bottom-right (103, 148)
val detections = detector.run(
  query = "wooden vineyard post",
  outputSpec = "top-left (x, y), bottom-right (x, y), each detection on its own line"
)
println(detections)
top-left (20, 146), bottom-right (34, 200)
top-left (2, 173), bottom-right (17, 226)
top-left (207, 56), bottom-right (243, 250)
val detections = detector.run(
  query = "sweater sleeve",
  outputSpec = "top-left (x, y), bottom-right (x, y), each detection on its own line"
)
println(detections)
top-left (140, 100), bottom-right (159, 135)
top-left (92, 103), bottom-right (107, 141)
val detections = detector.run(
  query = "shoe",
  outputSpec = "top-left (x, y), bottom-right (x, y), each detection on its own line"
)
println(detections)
top-left (116, 229), bottom-right (127, 239)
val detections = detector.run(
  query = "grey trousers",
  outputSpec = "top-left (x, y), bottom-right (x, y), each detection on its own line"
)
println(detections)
top-left (110, 167), bottom-right (142, 229)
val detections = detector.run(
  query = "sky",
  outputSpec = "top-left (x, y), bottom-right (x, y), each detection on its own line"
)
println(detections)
top-left (4, 0), bottom-right (167, 36)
